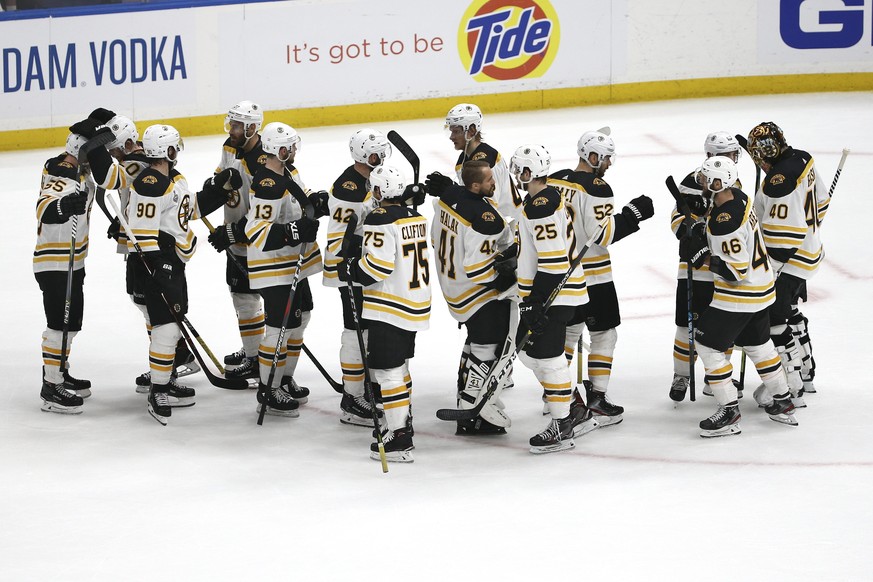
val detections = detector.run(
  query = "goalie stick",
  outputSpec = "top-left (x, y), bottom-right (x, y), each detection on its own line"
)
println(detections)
top-left (105, 192), bottom-right (248, 390)
top-left (342, 213), bottom-right (388, 472)
top-left (666, 175), bottom-right (698, 401)
top-left (436, 218), bottom-right (610, 422)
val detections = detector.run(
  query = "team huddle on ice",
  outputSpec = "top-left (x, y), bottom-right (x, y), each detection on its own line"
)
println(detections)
top-left (34, 101), bottom-right (830, 462)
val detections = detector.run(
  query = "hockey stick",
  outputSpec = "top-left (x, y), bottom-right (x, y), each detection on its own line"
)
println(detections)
top-left (106, 193), bottom-right (247, 390)
top-left (342, 213), bottom-right (388, 472)
top-left (738, 164), bottom-right (763, 390)
top-left (301, 343), bottom-right (343, 393)
top-left (201, 215), bottom-right (250, 275)
top-left (829, 148), bottom-right (850, 199)
top-left (666, 176), bottom-right (697, 401)
top-left (387, 130), bottom-right (421, 210)
top-left (436, 218), bottom-right (610, 422)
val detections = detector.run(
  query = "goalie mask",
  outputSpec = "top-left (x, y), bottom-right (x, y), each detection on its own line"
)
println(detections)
top-left (747, 122), bottom-right (787, 166)
top-left (142, 124), bottom-right (183, 164)
top-left (699, 156), bottom-right (738, 194)
top-left (106, 115), bottom-right (139, 153)
top-left (261, 122), bottom-right (300, 162)
top-left (224, 100), bottom-right (263, 141)
top-left (349, 129), bottom-right (392, 167)
top-left (510, 144), bottom-right (551, 188)
top-left (577, 130), bottom-right (615, 172)
top-left (369, 165), bottom-right (406, 200)
top-left (704, 131), bottom-right (742, 162)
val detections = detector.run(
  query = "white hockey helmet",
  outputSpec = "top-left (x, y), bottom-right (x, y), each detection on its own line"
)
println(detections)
top-left (65, 132), bottom-right (88, 159)
top-left (369, 165), bottom-right (406, 199)
top-left (224, 100), bottom-right (263, 138)
top-left (704, 131), bottom-right (742, 160)
top-left (142, 124), bottom-right (183, 162)
top-left (577, 130), bottom-right (615, 168)
top-left (261, 122), bottom-right (300, 160)
top-left (699, 156), bottom-right (738, 194)
top-left (106, 115), bottom-right (139, 151)
top-left (349, 128), bottom-right (392, 167)
top-left (445, 103), bottom-right (483, 134)
top-left (510, 144), bottom-right (551, 183)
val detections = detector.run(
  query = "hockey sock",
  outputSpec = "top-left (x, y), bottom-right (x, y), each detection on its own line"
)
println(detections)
top-left (41, 329), bottom-right (68, 384)
top-left (373, 367), bottom-right (409, 431)
top-left (520, 352), bottom-right (572, 419)
top-left (672, 326), bottom-right (695, 375)
top-left (259, 325), bottom-right (287, 388)
top-left (232, 292), bottom-right (264, 358)
top-left (588, 328), bottom-right (617, 392)
top-left (150, 324), bottom-right (181, 386)
top-left (340, 328), bottom-right (366, 397)
top-left (744, 342), bottom-right (790, 398)
top-left (284, 311), bottom-right (310, 378)
top-left (697, 342), bottom-right (738, 405)
top-left (564, 322), bottom-right (585, 365)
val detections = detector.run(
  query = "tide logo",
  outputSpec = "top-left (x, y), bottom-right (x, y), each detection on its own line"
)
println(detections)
top-left (458, 0), bottom-right (560, 82)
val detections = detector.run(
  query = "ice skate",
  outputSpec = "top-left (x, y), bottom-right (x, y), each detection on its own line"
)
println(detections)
top-left (569, 388), bottom-right (599, 437)
top-left (224, 347), bottom-right (247, 366)
top-left (371, 426), bottom-right (414, 463)
top-left (63, 370), bottom-right (91, 398)
top-left (148, 385), bottom-right (171, 426)
top-left (699, 404), bottom-right (741, 438)
top-left (167, 377), bottom-right (195, 408)
top-left (40, 380), bottom-right (83, 414)
top-left (669, 374), bottom-right (689, 402)
top-left (281, 376), bottom-right (309, 404)
top-left (584, 381), bottom-right (623, 427)
top-left (529, 416), bottom-right (575, 454)
top-left (340, 392), bottom-right (380, 427)
top-left (765, 396), bottom-right (798, 426)
top-left (226, 356), bottom-right (258, 380)
top-left (256, 384), bottom-right (300, 418)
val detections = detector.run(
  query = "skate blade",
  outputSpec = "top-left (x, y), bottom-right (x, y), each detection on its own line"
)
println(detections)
top-left (256, 404), bottom-right (300, 418)
top-left (371, 450), bottom-right (414, 463)
top-left (592, 414), bottom-right (622, 428)
top-left (530, 440), bottom-right (575, 454)
top-left (168, 397), bottom-right (195, 408)
top-left (40, 401), bottom-right (83, 415)
top-left (572, 418), bottom-right (599, 438)
top-left (700, 425), bottom-right (741, 438)
top-left (69, 388), bottom-right (91, 399)
top-left (768, 413), bottom-right (798, 426)
top-left (147, 406), bottom-right (169, 426)
top-left (175, 361), bottom-right (201, 378)
top-left (340, 413), bottom-right (375, 427)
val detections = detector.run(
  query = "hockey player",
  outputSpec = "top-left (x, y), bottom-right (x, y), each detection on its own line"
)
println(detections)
top-left (425, 103), bottom-right (522, 222)
top-left (547, 129), bottom-right (654, 427)
top-left (430, 160), bottom-right (517, 435)
top-left (747, 122), bottom-right (827, 403)
top-left (323, 129), bottom-right (392, 427)
top-left (669, 132), bottom-right (743, 402)
top-left (34, 131), bottom-right (92, 413)
top-left (126, 124), bottom-right (242, 424)
top-left (207, 101), bottom-right (269, 382)
top-left (511, 145), bottom-right (599, 453)
top-left (687, 156), bottom-right (797, 436)
top-left (339, 165), bottom-right (431, 462)
top-left (244, 122), bottom-right (323, 417)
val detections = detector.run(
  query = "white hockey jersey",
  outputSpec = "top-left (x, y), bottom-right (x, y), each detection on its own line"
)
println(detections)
top-left (455, 142), bottom-right (522, 222)
top-left (359, 204), bottom-right (431, 332)
top-left (322, 165), bottom-right (375, 287)
top-left (96, 151), bottom-right (150, 254)
top-left (215, 137), bottom-right (269, 256)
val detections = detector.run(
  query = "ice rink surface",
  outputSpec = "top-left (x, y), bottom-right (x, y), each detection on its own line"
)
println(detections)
top-left (2, 92), bottom-right (872, 581)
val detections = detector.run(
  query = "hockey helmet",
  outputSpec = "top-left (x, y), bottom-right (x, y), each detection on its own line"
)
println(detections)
top-left (577, 130), bottom-right (615, 168)
top-left (747, 122), bottom-right (787, 165)
top-left (369, 165), bottom-right (406, 199)
top-left (699, 156), bottom-right (738, 194)
top-left (142, 124), bottom-right (183, 162)
top-left (261, 122), bottom-right (300, 161)
top-left (510, 144), bottom-right (551, 184)
top-left (349, 128), bottom-right (392, 167)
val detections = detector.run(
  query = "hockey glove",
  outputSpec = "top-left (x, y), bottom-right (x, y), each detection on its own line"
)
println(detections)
top-left (620, 195), bottom-right (655, 227)
top-left (308, 190), bottom-right (330, 218)
top-left (684, 192), bottom-right (710, 216)
top-left (688, 221), bottom-right (710, 269)
top-left (520, 301), bottom-right (549, 336)
top-left (285, 216), bottom-right (319, 245)
top-left (88, 107), bottom-right (116, 124)
top-left (58, 192), bottom-right (87, 219)
top-left (208, 222), bottom-right (245, 252)
top-left (678, 234), bottom-right (691, 262)
top-left (425, 172), bottom-right (454, 198)
top-left (338, 257), bottom-right (359, 283)
top-left (402, 183), bottom-right (427, 206)
top-left (69, 118), bottom-right (107, 141)
top-left (107, 216), bottom-right (122, 241)
top-left (212, 167), bottom-right (243, 192)
top-left (491, 247), bottom-right (518, 292)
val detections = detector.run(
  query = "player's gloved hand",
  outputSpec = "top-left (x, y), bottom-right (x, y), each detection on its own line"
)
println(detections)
top-left (520, 300), bottom-right (548, 336)
top-left (308, 190), bottom-right (330, 218)
top-left (688, 221), bottom-right (710, 268)
top-left (678, 234), bottom-right (691, 262)
top-left (621, 195), bottom-right (655, 227)
top-left (58, 191), bottom-right (87, 219)
top-left (425, 172), bottom-right (454, 198)
top-left (212, 167), bottom-right (243, 192)
top-left (495, 242), bottom-right (518, 262)
top-left (107, 216), bottom-right (121, 241)
top-left (88, 108), bottom-right (116, 124)
top-left (684, 192), bottom-right (709, 216)
top-left (285, 216), bottom-right (319, 245)
top-left (338, 257), bottom-right (359, 283)
top-left (208, 222), bottom-right (245, 252)
top-left (402, 183), bottom-right (427, 206)
top-left (69, 118), bottom-right (111, 141)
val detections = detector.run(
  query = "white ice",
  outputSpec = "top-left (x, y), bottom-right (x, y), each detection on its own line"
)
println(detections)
top-left (1, 92), bottom-right (872, 581)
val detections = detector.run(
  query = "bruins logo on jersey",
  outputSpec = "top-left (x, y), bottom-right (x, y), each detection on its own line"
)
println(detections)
top-left (227, 189), bottom-right (240, 208)
top-left (342, 181), bottom-right (358, 191)
top-left (472, 152), bottom-right (488, 161)
top-left (143, 175), bottom-right (158, 185)
top-left (59, 161), bottom-right (73, 169)
top-left (593, 178), bottom-right (606, 186)
top-left (482, 211), bottom-right (496, 222)
top-left (260, 178), bottom-right (276, 188)
top-left (178, 194), bottom-right (191, 230)
top-left (770, 174), bottom-right (785, 185)
top-left (372, 207), bottom-right (387, 214)
top-left (258, 154), bottom-right (268, 166)
top-left (716, 212), bottom-right (731, 223)
top-left (533, 196), bottom-right (548, 206)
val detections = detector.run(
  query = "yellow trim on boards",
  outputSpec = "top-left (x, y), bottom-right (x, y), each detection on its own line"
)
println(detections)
top-left (3, 72), bottom-right (872, 152)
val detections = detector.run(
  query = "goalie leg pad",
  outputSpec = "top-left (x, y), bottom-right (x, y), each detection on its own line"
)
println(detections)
top-left (459, 350), bottom-right (511, 428)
